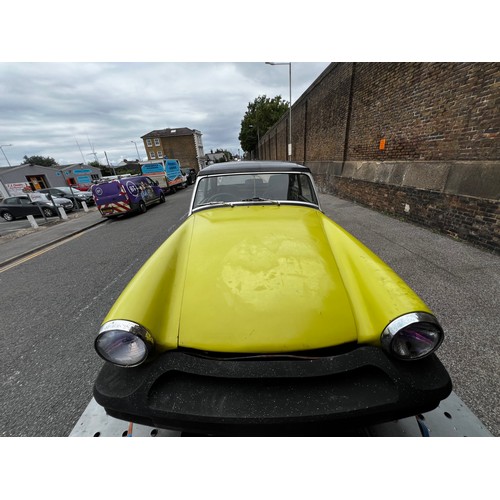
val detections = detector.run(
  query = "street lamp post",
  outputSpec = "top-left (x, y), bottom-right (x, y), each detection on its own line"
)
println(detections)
top-left (0, 144), bottom-right (12, 166)
top-left (266, 62), bottom-right (292, 161)
top-left (131, 140), bottom-right (141, 161)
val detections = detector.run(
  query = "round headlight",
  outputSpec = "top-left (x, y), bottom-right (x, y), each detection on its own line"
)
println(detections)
top-left (381, 312), bottom-right (444, 360)
top-left (95, 320), bottom-right (154, 367)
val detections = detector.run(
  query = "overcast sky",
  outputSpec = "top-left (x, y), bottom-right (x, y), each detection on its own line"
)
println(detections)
top-left (1, 2), bottom-right (495, 169)
top-left (0, 62), bottom-right (329, 167)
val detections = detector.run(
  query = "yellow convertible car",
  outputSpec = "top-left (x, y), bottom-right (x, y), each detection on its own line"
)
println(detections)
top-left (93, 161), bottom-right (452, 435)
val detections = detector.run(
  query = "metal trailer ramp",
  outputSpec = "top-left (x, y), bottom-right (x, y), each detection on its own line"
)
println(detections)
top-left (69, 391), bottom-right (492, 437)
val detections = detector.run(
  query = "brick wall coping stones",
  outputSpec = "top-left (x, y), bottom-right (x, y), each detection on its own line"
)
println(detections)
top-left (308, 161), bottom-right (499, 201)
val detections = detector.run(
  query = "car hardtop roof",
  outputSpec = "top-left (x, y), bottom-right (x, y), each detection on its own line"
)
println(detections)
top-left (94, 175), bottom-right (148, 184)
top-left (199, 161), bottom-right (311, 176)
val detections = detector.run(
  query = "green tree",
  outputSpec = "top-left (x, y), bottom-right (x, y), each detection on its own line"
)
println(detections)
top-left (214, 149), bottom-right (233, 163)
top-left (89, 160), bottom-right (115, 176)
top-left (23, 155), bottom-right (58, 167)
top-left (238, 95), bottom-right (289, 154)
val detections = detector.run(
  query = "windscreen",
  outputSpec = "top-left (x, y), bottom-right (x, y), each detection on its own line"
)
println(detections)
top-left (192, 173), bottom-right (318, 210)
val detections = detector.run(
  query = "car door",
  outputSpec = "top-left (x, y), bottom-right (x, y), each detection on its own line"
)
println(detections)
top-left (5, 197), bottom-right (39, 217)
top-left (142, 177), bottom-right (159, 204)
top-left (20, 196), bottom-right (43, 216)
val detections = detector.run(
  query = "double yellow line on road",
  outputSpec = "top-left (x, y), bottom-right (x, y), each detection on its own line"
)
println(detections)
top-left (0, 232), bottom-right (85, 274)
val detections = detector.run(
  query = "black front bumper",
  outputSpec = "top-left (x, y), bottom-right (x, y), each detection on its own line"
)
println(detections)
top-left (93, 346), bottom-right (452, 435)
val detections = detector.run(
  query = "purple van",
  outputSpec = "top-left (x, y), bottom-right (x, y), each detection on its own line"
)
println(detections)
top-left (91, 176), bottom-right (165, 218)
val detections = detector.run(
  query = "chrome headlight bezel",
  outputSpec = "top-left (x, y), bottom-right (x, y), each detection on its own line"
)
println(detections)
top-left (95, 320), bottom-right (155, 367)
top-left (381, 312), bottom-right (444, 361)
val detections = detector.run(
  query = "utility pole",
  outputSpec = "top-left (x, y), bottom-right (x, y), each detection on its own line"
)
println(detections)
top-left (87, 135), bottom-right (99, 164)
top-left (0, 144), bottom-right (12, 166)
top-left (266, 62), bottom-right (292, 161)
top-left (104, 151), bottom-right (117, 176)
top-left (75, 138), bottom-right (86, 163)
top-left (131, 140), bottom-right (141, 161)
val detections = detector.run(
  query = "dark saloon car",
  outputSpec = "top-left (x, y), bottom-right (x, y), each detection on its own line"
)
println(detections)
top-left (181, 168), bottom-right (197, 185)
top-left (0, 194), bottom-right (73, 221)
top-left (38, 186), bottom-right (95, 208)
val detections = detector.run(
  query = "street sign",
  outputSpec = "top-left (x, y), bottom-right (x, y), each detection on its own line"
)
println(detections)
top-left (28, 192), bottom-right (45, 202)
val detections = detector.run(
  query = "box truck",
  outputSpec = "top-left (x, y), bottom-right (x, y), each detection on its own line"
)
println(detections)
top-left (140, 159), bottom-right (187, 193)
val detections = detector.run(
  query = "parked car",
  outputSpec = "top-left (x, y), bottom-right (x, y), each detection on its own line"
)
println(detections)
top-left (0, 194), bottom-right (73, 221)
top-left (38, 186), bottom-right (95, 208)
top-left (181, 167), bottom-right (197, 185)
top-left (93, 161), bottom-right (452, 435)
top-left (91, 175), bottom-right (165, 218)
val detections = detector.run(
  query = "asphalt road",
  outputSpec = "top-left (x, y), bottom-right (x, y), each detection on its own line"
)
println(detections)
top-left (0, 187), bottom-right (193, 437)
top-left (0, 187), bottom-right (498, 436)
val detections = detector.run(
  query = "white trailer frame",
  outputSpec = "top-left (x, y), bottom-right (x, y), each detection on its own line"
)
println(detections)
top-left (70, 392), bottom-right (492, 437)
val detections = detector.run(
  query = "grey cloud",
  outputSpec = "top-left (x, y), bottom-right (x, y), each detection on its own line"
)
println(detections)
top-left (0, 62), bottom-right (329, 166)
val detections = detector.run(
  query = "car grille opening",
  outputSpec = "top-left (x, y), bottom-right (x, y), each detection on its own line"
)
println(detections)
top-left (178, 343), bottom-right (360, 362)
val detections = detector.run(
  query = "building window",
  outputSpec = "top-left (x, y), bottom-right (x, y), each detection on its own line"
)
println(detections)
top-left (146, 139), bottom-right (152, 147)
top-left (154, 138), bottom-right (160, 146)
top-left (26, 175), bottom-right (48, 190)
top-left (157, 151), bottom-right (163, 158)
top-left (150, 152), bottom-right (156, 159)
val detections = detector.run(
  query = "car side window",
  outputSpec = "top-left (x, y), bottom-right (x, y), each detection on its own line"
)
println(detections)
top-left (297, 175), bottom-right (317, 204)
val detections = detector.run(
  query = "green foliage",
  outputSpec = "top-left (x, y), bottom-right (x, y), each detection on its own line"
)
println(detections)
top-left (214, 149), bottom-right (233, 163)
top-left (23, 155), bottom-right (58, 167)
top-left (238, 95), bottom-right (289, 153)
top-left (88, 160), bottom-right (114, 175)
top-left (116, 165), bottom-right (141, 175)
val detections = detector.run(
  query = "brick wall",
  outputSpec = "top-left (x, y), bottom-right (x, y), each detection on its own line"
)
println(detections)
top-left (347, 63), bottom-right (499, 161)
top-left (144, 135), bottom-right (198, 169)
top-left (161, 135), bottom-right (198, 169)
top-left (262, 62), bottom-right (499, 163)
top-left (260, 62), bottom-right (500, 253)
top-left (324, 178), bottom-right (499, 254)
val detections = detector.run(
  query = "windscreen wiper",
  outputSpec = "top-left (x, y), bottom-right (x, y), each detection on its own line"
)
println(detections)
top-left (241, 197), bottom-right (281, 204)
top-left (199, 201), bottom-right (233, 206)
